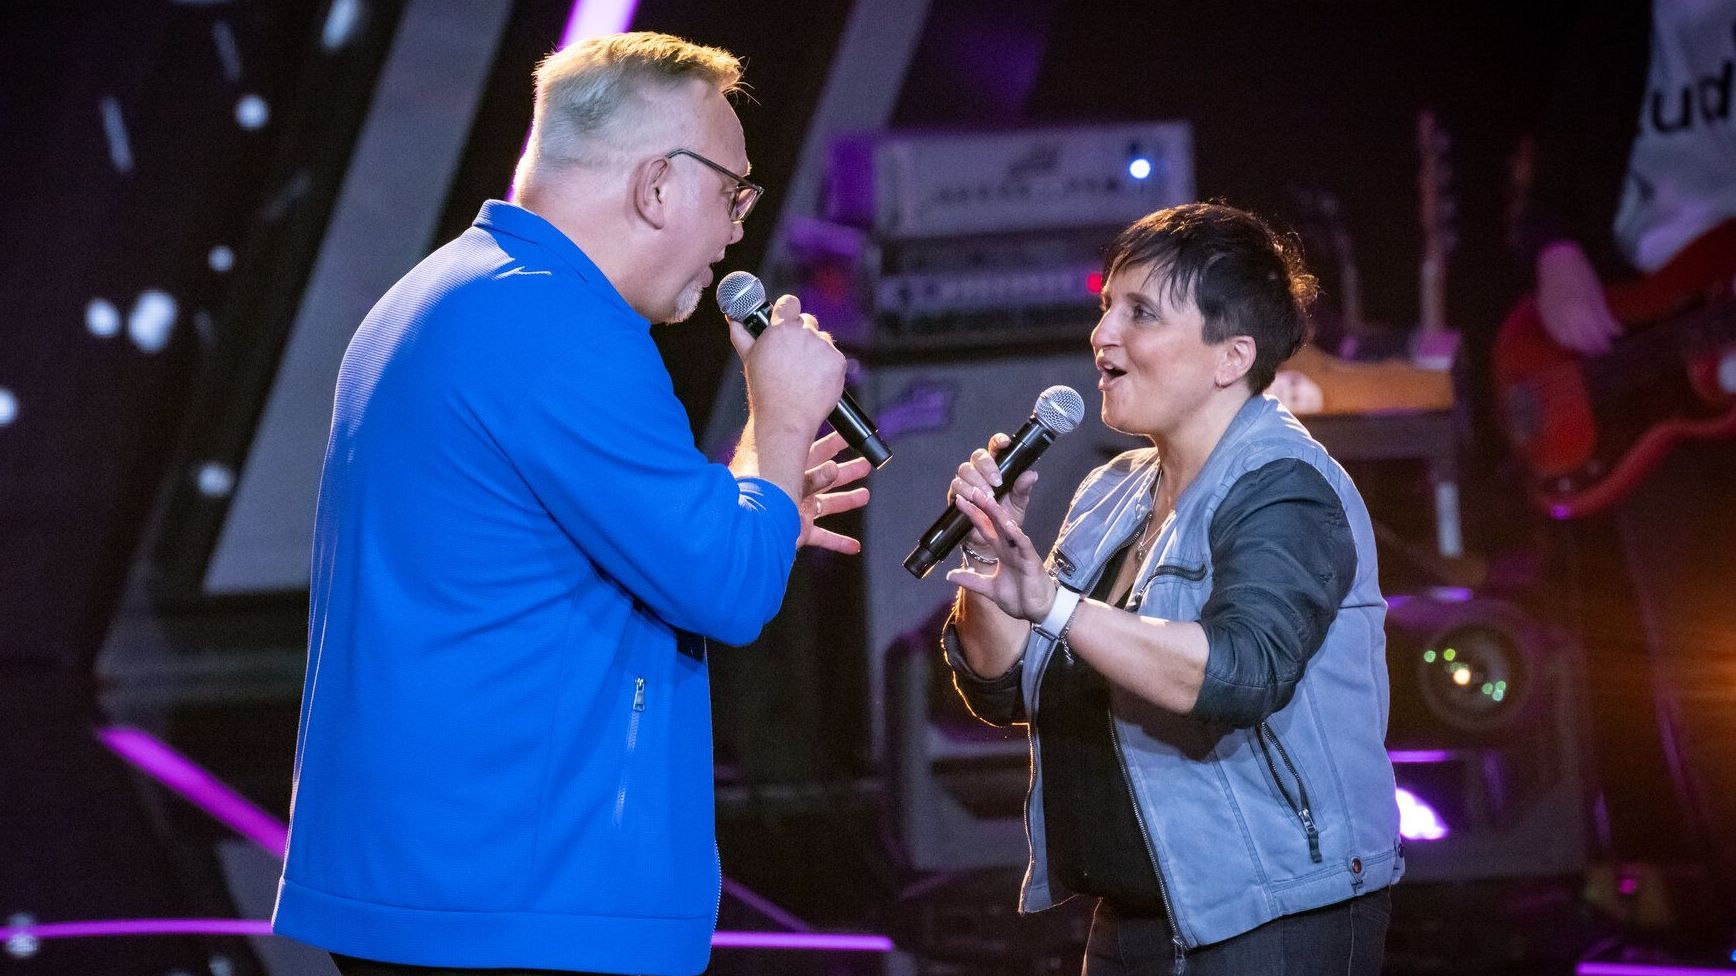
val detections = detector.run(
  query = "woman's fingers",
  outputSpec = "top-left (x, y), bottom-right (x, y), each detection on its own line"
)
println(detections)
top-left (970, 487), bottom-right (1046, 569)
top-left (944, 564), bottom-right (995, 597)
top-left (970, 446), bottom-right (1003, 488)
top-left (952, 487), bottom-right (1001, 545)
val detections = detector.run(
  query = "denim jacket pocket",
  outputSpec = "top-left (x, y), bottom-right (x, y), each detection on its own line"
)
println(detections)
top-left (1129, 560), bottom-right (1209, 615)
top-left (1250, 721), bottom-right (1324, 863)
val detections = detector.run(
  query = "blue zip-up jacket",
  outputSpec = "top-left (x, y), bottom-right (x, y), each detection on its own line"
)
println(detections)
top-left (947, 395), bottom-right (1402, 953)
top-left (271, 201), bottom-right (800, 975)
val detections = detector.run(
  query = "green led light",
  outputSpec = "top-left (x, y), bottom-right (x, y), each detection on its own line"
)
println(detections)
top-left (1443, 648), bottom-right (1457, 662)
top-left (1423, 650), bottom-right (1437, 663)
top-left (1492, 690), bottom-right (1505, 702)
top-left (1495, 681), bottom-right (1506, 691)
top-left (1481, 682), bottom-right (1494, 695)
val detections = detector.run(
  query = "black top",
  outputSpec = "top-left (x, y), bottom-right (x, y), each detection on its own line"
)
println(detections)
top-left (1038, 539), bottom-right (1165, 912)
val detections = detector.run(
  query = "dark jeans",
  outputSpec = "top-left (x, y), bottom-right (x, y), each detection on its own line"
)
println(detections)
top-left (1083, 887), bottom-right (1390, 976)
top-left (330, 955), bottom-right (609, 976)
top-left (1614, 438), bottom-right (1736, 904)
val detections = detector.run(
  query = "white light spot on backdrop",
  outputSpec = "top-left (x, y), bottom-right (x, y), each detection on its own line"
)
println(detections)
top-left (0, 389), bottom-right (17, 429)
top-left (197, 462), bottom-right (236, 498)
top-left (323, 0), bottom-right (364, 51)
top-left (209, 245), bottom-right (235, 272)
top-left (86, 298), bottom-right (121, 337)
top-left (236, 94), bottom-right (269, 130)
top-left (128, 290), bottom-right (178, 353)
top-left (98, 96), bottom-right (134, 174)
top-left (1718, 350), bottom-right (1736, 395)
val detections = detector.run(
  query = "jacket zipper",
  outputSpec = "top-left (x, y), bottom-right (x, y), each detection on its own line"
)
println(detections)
top-left (613, 678), bottom-right (646, 827)
top-left (1256, 721), bottom-right (1322, 863)
top-left (1150, 562), bottom-right (1208, 582)
top-left (1108, 708), bottom-right (1188, 975)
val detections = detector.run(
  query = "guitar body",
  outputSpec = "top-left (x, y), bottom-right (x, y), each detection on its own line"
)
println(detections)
top-left (1494, 220), bottom-right (1736, 518)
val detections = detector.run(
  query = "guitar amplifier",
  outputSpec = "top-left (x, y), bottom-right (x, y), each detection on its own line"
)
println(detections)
top-left (828, 122), bottom-right (1193, 240)
top-left (825, 123), bottom-right (1194, 350)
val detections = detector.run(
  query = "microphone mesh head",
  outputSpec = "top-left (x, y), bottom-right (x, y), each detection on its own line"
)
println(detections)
top-left (1034, 385), bottom-right (1085, 435)
top-left (716, 271), bottom-right (766, 322)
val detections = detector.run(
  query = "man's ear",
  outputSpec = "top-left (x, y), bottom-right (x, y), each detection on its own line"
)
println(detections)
top-left (1217, 335), bottom-right (1257, 388)
top-left (632, 155), bottom-right (673, 230)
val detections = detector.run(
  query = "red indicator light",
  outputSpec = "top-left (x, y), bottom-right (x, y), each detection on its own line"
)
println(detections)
top-left (1085, 271), bottom-right (1103, 294)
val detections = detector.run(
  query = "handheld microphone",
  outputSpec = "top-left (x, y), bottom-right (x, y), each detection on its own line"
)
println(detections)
top-left (903, 385), bottom-right (1085, 579)
top-left (716, 271), bottom-right (892, 469)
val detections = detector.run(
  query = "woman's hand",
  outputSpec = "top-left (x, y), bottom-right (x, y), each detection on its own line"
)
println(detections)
top-left (949, 433), bottom-right (1040, 555)
top-left (944, 483), bottom-right (1058, 623)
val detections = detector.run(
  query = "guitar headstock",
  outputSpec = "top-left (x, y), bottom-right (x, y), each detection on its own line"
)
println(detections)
top-left (1417, 108), bottom-right (1459, 267)
top-left (1414, 108), bottom-right (1460, 362)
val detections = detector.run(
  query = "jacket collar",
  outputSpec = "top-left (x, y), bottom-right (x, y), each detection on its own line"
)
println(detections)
top-left (1049, 396), bottom-right (1283, 589)
top-left (472, 200), bottom-right (642, 323)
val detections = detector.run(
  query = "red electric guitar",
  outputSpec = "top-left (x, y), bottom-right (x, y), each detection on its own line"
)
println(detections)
top-left (1493, 220), bottom-right (1736, 519)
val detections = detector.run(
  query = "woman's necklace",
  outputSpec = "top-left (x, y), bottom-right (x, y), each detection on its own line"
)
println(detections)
top-left (1133, 509), bottom-right (1159, 562)
top-left (1134, 473), bottom-right (1168, 562)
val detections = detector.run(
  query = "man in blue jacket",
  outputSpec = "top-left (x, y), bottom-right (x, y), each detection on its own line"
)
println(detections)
top-left (271, 32), bottom-right (868, 976)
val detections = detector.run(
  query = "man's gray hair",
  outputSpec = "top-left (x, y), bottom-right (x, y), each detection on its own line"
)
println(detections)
top-left (517, 31), bottom-right (742, 186)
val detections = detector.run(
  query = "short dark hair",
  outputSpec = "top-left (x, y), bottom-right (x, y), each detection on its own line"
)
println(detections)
top-left (1102, 202), bottom-right (1318, 393)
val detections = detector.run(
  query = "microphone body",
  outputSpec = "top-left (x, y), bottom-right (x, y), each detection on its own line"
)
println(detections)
top-left (722, 282), bottom-right (891, 469)
top-left (903, 414), bottom-right (1061, 578)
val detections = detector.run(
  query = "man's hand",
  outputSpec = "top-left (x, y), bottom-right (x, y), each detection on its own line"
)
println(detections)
top-left (1537, 240), bottom-right (1622, 355)
top-left (726, 293), bottom-right (849, 515)
top-left (732, 294), bottom-right (846, 439)
top-left (798, 431), bottom-right (870, 554)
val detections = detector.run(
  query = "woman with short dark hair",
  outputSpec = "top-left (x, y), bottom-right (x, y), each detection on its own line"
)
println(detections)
top-left (943, 202), bottom-right (1400, 974)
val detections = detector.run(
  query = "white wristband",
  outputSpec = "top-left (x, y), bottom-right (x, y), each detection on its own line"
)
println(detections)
top-left (1033, 583), bottom-right (1083, 643)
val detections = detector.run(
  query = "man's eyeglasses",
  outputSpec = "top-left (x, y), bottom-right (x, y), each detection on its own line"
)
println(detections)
top-left (666, 148), bottom-right (762, 223)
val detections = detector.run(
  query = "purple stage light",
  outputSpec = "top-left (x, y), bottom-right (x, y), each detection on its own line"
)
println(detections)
top-left (509, 0), bottom-right (643, 200)
top-left (560, 0), bottom-right (642, 50)
top-left (1395, 787), bottom-right (1449, 841)
top-left (1388, 749), bottom-right (1457, 764)
top-left (0, 919), bottom-right (273, 941)
top-left (0, 918), bottom-right (895, 954)
top-left (1577, 963), bottom-right (1736, 975)
top-left (712, 931), bottom-right (896, 952)
top-left (97, 726), bottom-right (288, 858)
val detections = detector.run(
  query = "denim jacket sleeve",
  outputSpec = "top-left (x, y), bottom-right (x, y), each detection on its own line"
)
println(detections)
top-left (940, 607), bottom-right (1026, 727)
top-left (1190, 459), bottom-right (1357, 728)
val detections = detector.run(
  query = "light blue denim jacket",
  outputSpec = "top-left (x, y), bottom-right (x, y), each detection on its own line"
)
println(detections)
top-left (947, 395), bottom-right (1403, 953)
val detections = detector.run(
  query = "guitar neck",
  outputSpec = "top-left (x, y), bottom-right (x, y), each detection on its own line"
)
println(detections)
top-left (1418, 254), bottom-right (1447, 335)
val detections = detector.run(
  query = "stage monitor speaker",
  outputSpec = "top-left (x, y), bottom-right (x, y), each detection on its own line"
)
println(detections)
top-left (885, 602), bottom-right (1029, 872)
top-left (857, 347), bottom-right (1137, 763)
top-left (1383, 592), bottom-right (1591, 883)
